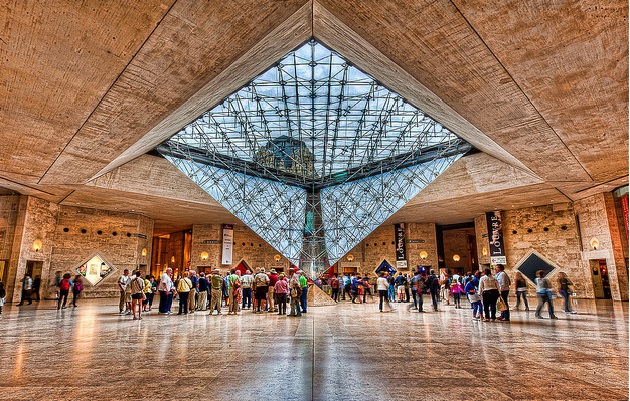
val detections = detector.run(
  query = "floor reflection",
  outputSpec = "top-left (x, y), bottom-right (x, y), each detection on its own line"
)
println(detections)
top-left (0, 298), bottom-right (626, 400)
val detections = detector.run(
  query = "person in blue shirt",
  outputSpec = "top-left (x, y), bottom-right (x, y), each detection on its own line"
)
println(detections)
top-left (464, 276), bottom-right (482, 320)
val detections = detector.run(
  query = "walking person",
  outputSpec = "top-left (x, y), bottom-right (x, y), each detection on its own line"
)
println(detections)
top-left (427, 269), bottom-right (440, 311)
top-left (514, 272), bottom-right (529, 311)
top-left (479, 268), bottom-right (500, 322)
top-left (72, 274), bottom-right (83, 307)
top-left (129, 271), bottom-right (145, 320)
top-left (57, 273), bottom-right (72, 310)
top-left (557, 272), bottom-right (576, 314)
top-left (240, 270), bottom-right (253, 309)
top-left (495, 264), bottom-right (511, 321)
top-left (32, 275), bottom-right (41, 302)
top-left (535, 270), bottom-right (558, 319)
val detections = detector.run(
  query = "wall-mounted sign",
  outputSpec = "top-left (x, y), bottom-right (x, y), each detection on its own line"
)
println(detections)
top-left (407, 239), bottom-right (425, 243)
top-left (486, 211), bottom-right (506, 264)
top-left (76, 253), bottom-right (115, 286)
top-left (396, 260), bottom-right (408, 269)
top-left (395, 223), bottom-right (407, 261)
top-left (133, 233), bottom-right (147, 239)
top-left (221, 224), bottom-right (233, 265)
top-left (203, 240), bottom-right (221, 244)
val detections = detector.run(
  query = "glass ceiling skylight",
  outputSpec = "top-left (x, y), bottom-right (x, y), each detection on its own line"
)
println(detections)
top-left (158, 39), bottom-right (471, 277)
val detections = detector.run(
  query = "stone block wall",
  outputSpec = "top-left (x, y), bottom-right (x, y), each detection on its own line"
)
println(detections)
top-left (49, 205), bottom-right (154, 298)
top-left (574, 193), bottom-right (628, 300)
top-left (406, 222), bottom-right (439, 272)
top-left (442, 227), bottom-right (475, 272)
top-left (0, 195), bottom-right (20, 289)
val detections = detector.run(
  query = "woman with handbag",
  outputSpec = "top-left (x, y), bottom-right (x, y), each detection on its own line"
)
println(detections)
top-left (535, 270), bottom-right (558, 319)
top-left (478, 268), bottom-right (500, 322)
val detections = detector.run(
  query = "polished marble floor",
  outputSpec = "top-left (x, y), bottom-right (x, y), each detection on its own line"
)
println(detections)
top-left (0, 297), bottom-right (627, 401)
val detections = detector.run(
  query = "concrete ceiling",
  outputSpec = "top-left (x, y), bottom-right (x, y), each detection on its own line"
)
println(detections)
top-left (0, 1), bottom-right (627, 234)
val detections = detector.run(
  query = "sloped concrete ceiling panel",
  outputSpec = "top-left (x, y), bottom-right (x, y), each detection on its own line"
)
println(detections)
top-left (453, 0), bottom-right (629, 181)
top-left (0, 1), bottom-right (174, 183)
top-left (39, 0), bottom-right (311, 185)
top-left (315, 0), bottom-right (594, 182)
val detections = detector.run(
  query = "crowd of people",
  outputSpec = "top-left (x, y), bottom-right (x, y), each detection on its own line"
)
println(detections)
top-left (2, 265), bottom-right (576, 323)
top-left (114, 266), bottom-right (311, 319)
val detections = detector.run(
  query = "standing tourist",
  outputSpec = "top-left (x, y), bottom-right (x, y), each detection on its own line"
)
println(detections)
top-left (16, 273), bottom-right (33, 306)
top-left (57, 273), bottom-right (72, 310)
top-left (479, 268), bottom-right (500, 322)
top-left (129, 271), bottom-right (145, 320)
top-left (117, 269), bottom-right (131, 314)
top-left (289, 268), bottom-right (302, 317)
top-left (450, 278), bottom-right (464, 309)
top-left (274, 273), bottom-right (289, 315)
top-left (343, 273), bottom-right (352, 301)
top-left (387, 272), bottom-right (396, 302)
top-left (187, 270), bottom-right (198, 314)
top-left (209, 268), bottom-right (223, 315)
top-left (535, 270), bottom-right (558, 319)
top-left (158, 268), bottom-right (174, 314)
top-left (464, 276), bottom-right (482, 320)
top-left (32, 275), bottom-right (41, 302)
top-left (227, 269), bottom-right (240, 315)
top-left (253, 268), bottom-right (269, 313)
top-left (0, 282), bottom-right (6, 319)
top-left (176, 273), bottom-right (192, 315)
top-left (557, 272), bottom-right (576, 314)
top-left (495, 264), bottom-right (511, 321)
top-left (71, 274), bottom-right (83, 307)
top-left (241, 269), bottom-right (254, 310)
top-left (268, 268), bottom-right (279, 313)
top-left (51, 271), bottom-right (62, 300)
top-left (299, 270), bottom-right (308, 313)
top-left (376, 272), bottom-right (394, 312)
top-left (330, 273), bottom-right (340, 303)
top-left (514, 272), bottom-right (529, 311)
top-left (197, 272), bottom-right (209, 311)
top-left (351, 275), bottom-right (361, 304)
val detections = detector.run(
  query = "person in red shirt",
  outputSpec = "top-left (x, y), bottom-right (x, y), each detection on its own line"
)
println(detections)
top-left (267, 269), bottom-right (279, 313)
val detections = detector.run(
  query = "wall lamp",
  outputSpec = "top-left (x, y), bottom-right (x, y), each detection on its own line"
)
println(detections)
top-left (419, 250), bottom-right (428, 260)
top-left (200, 251), bottom-right (209, 261)
top-left (590, 237), bottom-right (600, 250)
top-left (453, 254), bottom-right (461, 262)
top-left (33, 239), bottom-right (42, 252)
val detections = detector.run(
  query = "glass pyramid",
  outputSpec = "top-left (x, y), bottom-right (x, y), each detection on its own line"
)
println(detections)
top-left (158, 39), bottom-right (471, 277)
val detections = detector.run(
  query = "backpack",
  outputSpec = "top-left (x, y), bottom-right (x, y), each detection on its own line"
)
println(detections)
top-left (75, 281), bottom-right (83, 292)
top-left (59, 278), bottom-right (70, 291)
top-left (232, 278), bottom-right (241, 290)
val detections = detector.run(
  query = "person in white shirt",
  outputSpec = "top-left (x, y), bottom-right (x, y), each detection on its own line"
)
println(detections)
top-left (478, 268), bottom-right (500, 322)
top-left (117, 269), bottom-right (131, 314)
top-left (240, 270), bottom-right (254, 309)
top-left (376, 272), bottom-right (394, 312)
top-left (494, 264), bottom-right (511, 321)
top-left (158, 268), bottom-right (174, 314)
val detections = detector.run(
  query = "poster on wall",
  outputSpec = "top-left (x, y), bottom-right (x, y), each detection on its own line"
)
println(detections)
top-left (486, 211), bottom-right (507, 265)
top-left (221, 224), bottom-right (233, 265)
top-left (395, 223), bottom-right (407, 263)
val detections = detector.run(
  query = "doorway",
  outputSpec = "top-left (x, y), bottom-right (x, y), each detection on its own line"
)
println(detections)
top-left (590, 259), bottom-right (612, 299)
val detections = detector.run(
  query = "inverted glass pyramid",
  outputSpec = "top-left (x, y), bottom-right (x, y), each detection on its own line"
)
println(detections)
top-left (158, 39), bottom-right (471, 277)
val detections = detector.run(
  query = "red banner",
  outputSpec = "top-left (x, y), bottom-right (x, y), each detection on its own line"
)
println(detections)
top-left (621, 195), bottom-right (629, 238)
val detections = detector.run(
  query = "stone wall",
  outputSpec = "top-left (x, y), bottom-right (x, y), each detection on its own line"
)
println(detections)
top-left (48, 205), bottom-right (154, 298)
top-left (0, 194), bottom-right (20, 290)
top-left (442, 227), bottom-right (475, 273)
top-left (574, 193), bottom-right (628, 300)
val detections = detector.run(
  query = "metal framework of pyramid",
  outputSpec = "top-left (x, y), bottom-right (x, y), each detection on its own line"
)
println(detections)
top-left (158, 39), bottom-right (471, 278)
